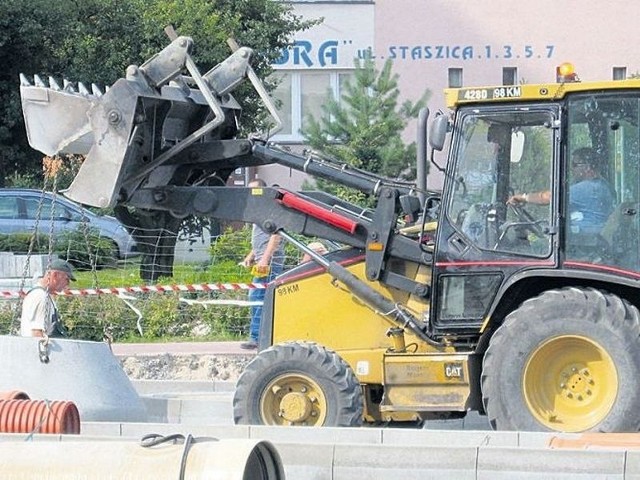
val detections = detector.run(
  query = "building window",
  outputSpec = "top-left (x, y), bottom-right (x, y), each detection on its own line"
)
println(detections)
top-left (270, 70), bottom-right (353, 142)
top-left (271, 73), bottom-right (292, 135)
top-left (448, 68), bottom-right (463, 88)
top-left (300, 73), bottom-right (331, 132)
top-left (503, 67), bottom-right (518, 85)
top-left (613, 67), bottom-right (627, 81)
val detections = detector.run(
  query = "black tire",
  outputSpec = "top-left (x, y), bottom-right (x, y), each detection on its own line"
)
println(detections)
top-left (482, 287), bottom-right (640, 432)
top-left (233, 341), bottom-right (363, 427)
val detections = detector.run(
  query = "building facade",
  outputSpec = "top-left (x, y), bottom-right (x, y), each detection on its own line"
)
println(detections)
top-left (258, 0), bottom-right (640, 189)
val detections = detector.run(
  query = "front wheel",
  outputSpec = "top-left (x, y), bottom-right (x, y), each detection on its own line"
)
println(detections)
top-left (233, 341), bottom-right (363, 427)
top-left (482, 287), bottom-right (640, 432)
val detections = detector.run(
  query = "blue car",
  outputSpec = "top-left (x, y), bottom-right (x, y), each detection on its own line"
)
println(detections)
top-left (0, 188), bottom-right (138, 259)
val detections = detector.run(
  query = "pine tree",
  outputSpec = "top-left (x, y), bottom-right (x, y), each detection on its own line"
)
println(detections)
top-left (302, 57), bottom-right (429, 204)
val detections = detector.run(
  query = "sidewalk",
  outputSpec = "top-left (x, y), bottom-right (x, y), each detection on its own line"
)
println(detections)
top-left (110, 341), bottom-right (256, 356)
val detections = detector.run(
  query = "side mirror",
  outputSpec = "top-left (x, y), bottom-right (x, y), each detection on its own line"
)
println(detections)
top-left (428, 114), bottom-right (448, 151)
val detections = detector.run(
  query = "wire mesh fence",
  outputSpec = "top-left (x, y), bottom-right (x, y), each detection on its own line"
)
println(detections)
top-left (0, 224), bottom-right (312, 342)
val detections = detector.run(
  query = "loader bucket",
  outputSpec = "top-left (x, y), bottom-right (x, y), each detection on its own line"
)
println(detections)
top-left (20, 75), bottom-right (96, 157)
top-left (19, 35), bottom-right (276, 209)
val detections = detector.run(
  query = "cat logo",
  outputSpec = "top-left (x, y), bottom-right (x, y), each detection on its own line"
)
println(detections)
top-left (444, 363), bottom-right (464, 379)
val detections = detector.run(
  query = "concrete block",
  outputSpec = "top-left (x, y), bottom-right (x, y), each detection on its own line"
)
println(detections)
top-left (140, 397), bottom-right (186, 424)
top-left (0, 433), bottom-right (62, 442)
top-left (383, 428), bottom-right (518, 447)
top-left (140, 397), bottom-right (168, 423)
top-left (213, 381), bottom-right (236, 392)
top-left (61, 434), bottom-right (136, 443)
top-left (477, 446), bottom-right (625, 479)
top-left (518, 431), bottom-right (564, 448)
top-left (119, 422), bottom-right (250, 440)
top-left (0, 336), bottom-right (147, 423)
top-left (132, 380), bottom-right (219, 395)
top-left (624, 451), bottom-right (640, 479)
top-left (80, 422), bottom-right (122, 437)
top-left (334, 444), bottom-right (477, 479)
top-left (177, 398), bottom-right (233, 425)
top-left (248, 425), bottom-right (383, 445)
top-left (274, 443), bottom-right (334, 480)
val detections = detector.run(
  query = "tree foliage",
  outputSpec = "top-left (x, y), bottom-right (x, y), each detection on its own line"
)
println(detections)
top-left (302, 58), bottom-right (430, 203)
top-left (0, 0), bottom-right (312, 189)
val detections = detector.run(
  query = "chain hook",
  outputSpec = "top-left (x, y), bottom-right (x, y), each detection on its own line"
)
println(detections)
top-left (38, 336), bottom-right (50, 364)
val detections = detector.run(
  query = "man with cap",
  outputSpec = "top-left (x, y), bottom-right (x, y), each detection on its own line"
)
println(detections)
top-left (20, 259), bottom-right (75, 337)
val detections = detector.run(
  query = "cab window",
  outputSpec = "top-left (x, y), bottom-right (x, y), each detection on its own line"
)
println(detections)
top-left (448, 109), bottom-right (555, 256)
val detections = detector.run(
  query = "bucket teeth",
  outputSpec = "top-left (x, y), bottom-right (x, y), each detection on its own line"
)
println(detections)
top-left (19, 74), bottom-right (32, 87)
top-left (48, 77), bottom-right (61, 91)
top-left (63, 79), bottom-right (76, 93)
top-left (33, 75), bottom-right (46, 88)
top-left (78, 82), bottom-right (90, 96)
top-left (91, 83), bottom-right (103, 97)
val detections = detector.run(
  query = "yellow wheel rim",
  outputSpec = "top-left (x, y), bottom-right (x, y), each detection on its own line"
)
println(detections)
top-left (259, 373), bottom-right (328, 426)
top-left (523, 335), bottom-right (617, 432)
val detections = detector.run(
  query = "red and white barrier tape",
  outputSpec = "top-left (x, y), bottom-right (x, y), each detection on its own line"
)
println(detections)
top-left (0, 282), bottom-right (268, 299)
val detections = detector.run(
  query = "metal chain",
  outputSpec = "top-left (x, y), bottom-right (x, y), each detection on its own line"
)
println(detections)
top-left (75, 181), bottom-right (113, 344)
top-left (48, 167), bottom-right (59, 266)
top-left (12, 160), bottom-right (55, 335)
top-left (38, 335), bottom-right (50, 363)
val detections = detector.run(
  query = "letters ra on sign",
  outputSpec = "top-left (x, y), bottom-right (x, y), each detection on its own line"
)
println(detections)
top-left (274, 40), bottom-right (358, 68)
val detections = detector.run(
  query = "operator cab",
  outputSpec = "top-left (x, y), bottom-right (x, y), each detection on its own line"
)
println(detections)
top-left (427, 70), bottom-right (640, 334)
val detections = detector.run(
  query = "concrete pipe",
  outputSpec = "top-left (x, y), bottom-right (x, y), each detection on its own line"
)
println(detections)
top-left (0, 437), bottom-right (284, 480)
top-left (0, 336), bottom-right (147, 422)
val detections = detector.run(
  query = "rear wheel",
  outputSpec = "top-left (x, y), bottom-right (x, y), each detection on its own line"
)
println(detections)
top-left (482, 287), bottom-right (640, 432)
top-left (233, 341), bottom-right (363, 427)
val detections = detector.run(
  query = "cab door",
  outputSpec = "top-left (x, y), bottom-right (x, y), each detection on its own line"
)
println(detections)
top-left (431, 105), bottom-right (560, 333)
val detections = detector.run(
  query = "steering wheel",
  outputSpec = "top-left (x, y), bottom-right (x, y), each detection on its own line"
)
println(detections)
top-left (507, 202), bottom-right (546, 238)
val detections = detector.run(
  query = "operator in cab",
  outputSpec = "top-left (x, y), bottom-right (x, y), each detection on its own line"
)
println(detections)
top-left (509, 147), bottom-right (615, 234)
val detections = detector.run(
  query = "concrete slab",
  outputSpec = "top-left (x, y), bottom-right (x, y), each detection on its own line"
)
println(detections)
top-left (248, 425), bottom-right (383, 445)
top-left (274, 443), bottom-right (335, 480)
top-left (334, 444), bottom-right (478, 479)
top-left (131, 380), bottom-right (236, 394)
top-left (10, 422), bottom-right (640, 480)
top-left (80, 422), bottom-right (122, 437)
top-left (119, 422), bottom-right (250, 440)
top-left (519, 431), bottom-right (566, 448)
top-left (0, 433), bottom-right (62, 442)
top-left (625, 450), bottom-right (640, 480)
top-left (383, 428), bottom-right (518, 447)
top-left (140, 395), bottom-right (233, 424)
top-left (477, 446), bottom-right (626, 479)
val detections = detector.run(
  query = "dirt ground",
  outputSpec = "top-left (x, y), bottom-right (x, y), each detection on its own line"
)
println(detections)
top-left (119, 353), bottom-right (254, 382)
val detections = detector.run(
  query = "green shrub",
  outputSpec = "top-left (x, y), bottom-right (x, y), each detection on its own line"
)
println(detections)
top-left (56, 228), bottom-right (117, 269)
top-left (210, 225), bottom-right (252, 263)
top-left (0, 229), bottom-right (117, 269)
top-left (57, 295), bottom-right (139, 341)
top-left (0, 302), bottom-right (19, 334)
top-left (0, 233), bottom-right (49, 253)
